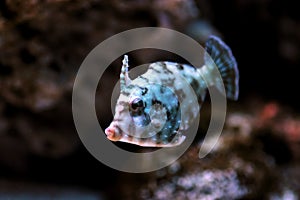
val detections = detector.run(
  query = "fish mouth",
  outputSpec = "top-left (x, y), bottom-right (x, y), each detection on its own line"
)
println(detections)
top-left (105, 124), bottom-right (185, 147)
top-left (105, 126), bottom-right (122, 141)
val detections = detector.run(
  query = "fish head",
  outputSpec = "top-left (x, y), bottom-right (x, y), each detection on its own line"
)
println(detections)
top-left (105, 83), bottom-right (180, 147)
top-left (105, 55), bottom-right (182, 146)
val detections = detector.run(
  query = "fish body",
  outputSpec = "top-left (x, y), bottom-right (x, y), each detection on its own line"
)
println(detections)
top-left (105, 36), bottom-right (239, 147)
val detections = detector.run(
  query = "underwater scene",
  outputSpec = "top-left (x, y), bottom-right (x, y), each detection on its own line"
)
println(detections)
top-left (0, 0), bottom-right (300, 199)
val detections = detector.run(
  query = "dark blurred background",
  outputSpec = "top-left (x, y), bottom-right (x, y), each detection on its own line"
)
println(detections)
top-left (0, 0), bottom-right (299, 199)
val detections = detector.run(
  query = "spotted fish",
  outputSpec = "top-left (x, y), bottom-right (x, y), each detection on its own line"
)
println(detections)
top-left (105, 36), bottom-right (239, 147)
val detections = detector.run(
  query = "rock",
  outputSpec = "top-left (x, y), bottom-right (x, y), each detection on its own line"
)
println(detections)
top-left (0, 179), bottom-right (105, 200)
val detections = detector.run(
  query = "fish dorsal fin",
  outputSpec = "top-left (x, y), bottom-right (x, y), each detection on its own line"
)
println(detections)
top-left (204, 36), bottom-right (239, 100)
top-left (120, 55), bottom-right (132, 92)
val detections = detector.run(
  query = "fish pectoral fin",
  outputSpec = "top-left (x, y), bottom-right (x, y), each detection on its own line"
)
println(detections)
top-left (150, 135), bottom-right (186, 147)
top-left (172, 132), bottom-right (186, 145)
top-left (141, 132), bottom-right (186, 148)
top-left (160, 132), bottom-right (186, 147)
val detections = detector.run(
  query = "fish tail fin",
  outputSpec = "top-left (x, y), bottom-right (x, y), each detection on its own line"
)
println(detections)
top-left (203, 36), bottom-right (239, 100)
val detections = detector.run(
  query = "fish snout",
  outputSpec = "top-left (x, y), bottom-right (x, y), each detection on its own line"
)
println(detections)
top-left (105, 126), bottom-right (121, 141)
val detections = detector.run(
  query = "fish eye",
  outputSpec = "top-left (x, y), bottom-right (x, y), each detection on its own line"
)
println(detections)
top-left (130, 98), bottom-right (144, 111)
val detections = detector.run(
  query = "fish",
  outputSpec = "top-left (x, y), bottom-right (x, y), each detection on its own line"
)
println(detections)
top-left (105, 35), bottom-right (239, 147)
